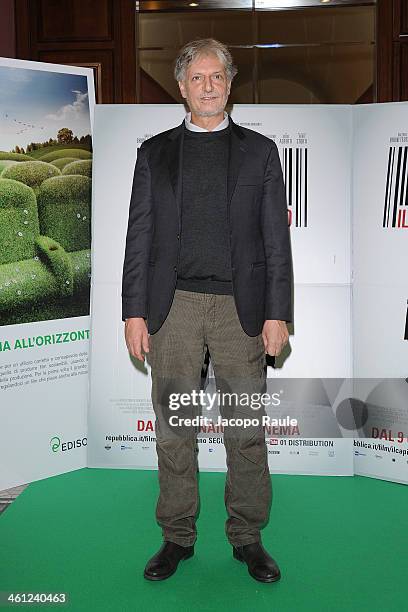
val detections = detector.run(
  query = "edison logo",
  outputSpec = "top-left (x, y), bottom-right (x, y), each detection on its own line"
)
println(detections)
top-left (50, 436), bottom-right (87, 453)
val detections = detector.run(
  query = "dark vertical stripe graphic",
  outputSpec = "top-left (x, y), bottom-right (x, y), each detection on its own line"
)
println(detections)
top-left (384, 145), bottom-right (408, 228)
top-left (289, 148), bottom-right (292, 207)
top-left (386, 147), bottom-right (395, 227)
top-left (296, 148), bottom-right (299, 227)
top-left (405, 301), bottom-right (408, 340)
top-left (304, 148), bottom-right (308, 227)
top-left (399, 146), bottom-right (407, 209)
top-left (393, 145), bottom-right (403, 227)
top-left (299, 148), bottom-right (302, 228)
top-left (383, 147), bottom-right (393, 227)
top-left (281, 145), bottom-right (308, 227)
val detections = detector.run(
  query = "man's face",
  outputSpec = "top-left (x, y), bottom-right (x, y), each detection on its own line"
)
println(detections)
top-left (178, 52), bottom-right (231, 118)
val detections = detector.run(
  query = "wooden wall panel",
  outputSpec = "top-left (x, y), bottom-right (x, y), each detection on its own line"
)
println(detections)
top-left (15, 0), bottom-right (136, 104)
top-left (376, 0), bottom-right (408, 102)
top-left (0, 0), bottom-right (16, 57)
top-left (377, 0), bottom-right (393, 101)
top-left (37, 0), bottom-right (113, 42)
top-left (393, 0), bottom-right (408, 100)
top-left (393, 0), bottom-right (408, 37)
top-left (400, 44), bottom-right (408, 99)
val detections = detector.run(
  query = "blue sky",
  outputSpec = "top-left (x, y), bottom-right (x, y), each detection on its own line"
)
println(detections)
top-left (0, 66), bottom-right (91, 151)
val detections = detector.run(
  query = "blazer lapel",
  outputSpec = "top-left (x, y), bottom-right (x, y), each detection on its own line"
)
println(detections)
top-left (227, 117), bottom-right (247, 212)
top-left (165, 122), bottom-right (184, 230)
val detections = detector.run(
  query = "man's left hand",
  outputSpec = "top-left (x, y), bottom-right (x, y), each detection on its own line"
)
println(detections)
top-left (262, 320), bottom-right (289, 356)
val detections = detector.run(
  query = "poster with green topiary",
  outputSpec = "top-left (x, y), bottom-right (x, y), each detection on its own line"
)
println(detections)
top-left (0, 58), bottom-right (95, 491)
top-left (0, 64), bottom-right (93, 326)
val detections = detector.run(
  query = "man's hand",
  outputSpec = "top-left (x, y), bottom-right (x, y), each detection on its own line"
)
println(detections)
top-left (124, 317), bottom-right (150, 362)
top-left (262, 320), bottom-right (289, 357)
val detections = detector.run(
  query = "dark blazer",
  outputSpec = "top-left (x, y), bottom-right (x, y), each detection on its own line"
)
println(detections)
top-left (122, 115), bottom-right (292, 337)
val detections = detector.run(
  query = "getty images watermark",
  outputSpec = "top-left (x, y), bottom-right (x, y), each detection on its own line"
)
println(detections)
top-left (167, 389), bottom-right (298, 429)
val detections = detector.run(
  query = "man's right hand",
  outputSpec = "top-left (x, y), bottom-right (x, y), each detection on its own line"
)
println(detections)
top-left (124, 317), bottom-right (150, 362)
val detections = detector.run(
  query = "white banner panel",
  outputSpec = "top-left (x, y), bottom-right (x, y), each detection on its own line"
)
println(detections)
top-left (352, 103), bottom-right (408, 289)
top-left (88, 104), bottom-right (352, 476)
top-left (352, 283), bottom-right (407, 378)
top-left (270, 284), bottom-right (352, 377)
top-left (87, 280), bottom-right (154, 469)
top-left (352, 102), bottom-right (408, 378)
top-left (351, 102), bottom-right (408, 483)
top-left (0, 58), bottom-right (95, 490)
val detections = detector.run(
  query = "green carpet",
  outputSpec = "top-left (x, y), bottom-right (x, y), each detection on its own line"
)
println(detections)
top-left (0, 469), bottom-right (406, 611)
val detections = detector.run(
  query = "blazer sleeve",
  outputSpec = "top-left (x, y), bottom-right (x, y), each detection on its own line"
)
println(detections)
top-left (121, 143), bottom-right (153, 321)
top-left (261, 141), bottom-right (293, 323)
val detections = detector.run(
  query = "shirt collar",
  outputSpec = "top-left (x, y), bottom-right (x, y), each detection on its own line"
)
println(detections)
top-left (184, 111), bottom-right (229, 132)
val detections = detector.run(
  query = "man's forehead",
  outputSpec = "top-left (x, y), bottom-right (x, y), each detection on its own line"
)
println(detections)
top-left (187, 53), bottom-right (226, 74)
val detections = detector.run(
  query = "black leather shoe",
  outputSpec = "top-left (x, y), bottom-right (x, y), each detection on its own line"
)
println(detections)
top-left (143, 541), bottom-right (194, 581)
top-left (233, 542), bottom-right (281, 583)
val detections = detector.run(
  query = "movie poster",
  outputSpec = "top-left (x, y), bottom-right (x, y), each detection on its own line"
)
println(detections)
top-left (0, 58), bottom-right (95, 490)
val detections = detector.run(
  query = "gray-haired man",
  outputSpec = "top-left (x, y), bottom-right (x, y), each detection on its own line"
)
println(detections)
top-left (122, 38), bottom-right (292, 583)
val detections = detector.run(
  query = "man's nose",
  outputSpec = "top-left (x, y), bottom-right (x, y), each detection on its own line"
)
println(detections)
top-left (203, 76), bottom-right (213, 92)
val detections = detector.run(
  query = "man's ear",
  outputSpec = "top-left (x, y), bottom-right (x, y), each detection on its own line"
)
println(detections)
top-left (178, 80), bottom-right (187, 99)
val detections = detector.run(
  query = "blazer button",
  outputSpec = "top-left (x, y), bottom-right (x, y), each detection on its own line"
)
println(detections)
top-left (177, 234), bottom-right (180, 240)
top-left (174, 266), bottom-right (177, 271)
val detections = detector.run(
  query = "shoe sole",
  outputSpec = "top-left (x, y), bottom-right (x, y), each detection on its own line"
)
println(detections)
top-left (233, 547), bottom-right (281, 583)
top-left (143, 548), bottom-right (194, 581)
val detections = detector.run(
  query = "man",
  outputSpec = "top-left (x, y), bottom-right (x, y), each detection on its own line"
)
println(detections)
top-left (122, 38), bottom-right (292, 583)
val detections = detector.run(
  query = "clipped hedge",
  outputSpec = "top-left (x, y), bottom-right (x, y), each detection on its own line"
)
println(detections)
top-left (0, 151), bottom-right (33, 161)
top-left (0, 240), bottom-right (89, 317)
top-left (2, 160), bottom-right (61, 195)
top-left (62, 159), bottom-right (92, 178)
top-left (37, 175), bottom-right (91, 252)
top-left (35, 235), bottom-right (74, 297)
top-left (0, 290), bottom-right (90, 326)
top-left (0, 257), bottom-right (59, 312)
top-left (0, 160), bottom-right (19, 174)
top-left (0, 178), bottom-right (40, 265)
top-left (39, 148), bottom-right (92, 162)
top-left (50, 157), bottom-right (79, 170)
top-left (70, 249), bottom-right (91, 292)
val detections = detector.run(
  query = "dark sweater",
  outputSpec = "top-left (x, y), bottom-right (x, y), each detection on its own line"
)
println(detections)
top-left (175, 123), bottom-right (233, 295)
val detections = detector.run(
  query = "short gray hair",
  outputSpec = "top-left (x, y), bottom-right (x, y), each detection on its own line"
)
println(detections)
top-left (174, 38), bottom-right (238, 83)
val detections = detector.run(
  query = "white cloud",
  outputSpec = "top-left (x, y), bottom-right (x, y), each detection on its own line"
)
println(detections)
top-left (46, 90), bottom-right (89, 121)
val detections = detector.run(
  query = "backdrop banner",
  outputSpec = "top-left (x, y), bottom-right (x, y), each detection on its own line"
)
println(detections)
top-left (351, 102), bottom-right (408, 484)
top-left (0, 57), bottom-right (95, 490)
top-left (88, 104), bottom-right (359, 476)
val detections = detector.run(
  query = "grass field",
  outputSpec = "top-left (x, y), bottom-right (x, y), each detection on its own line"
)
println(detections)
top-left (29, 144), bottom-right (92, 159)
